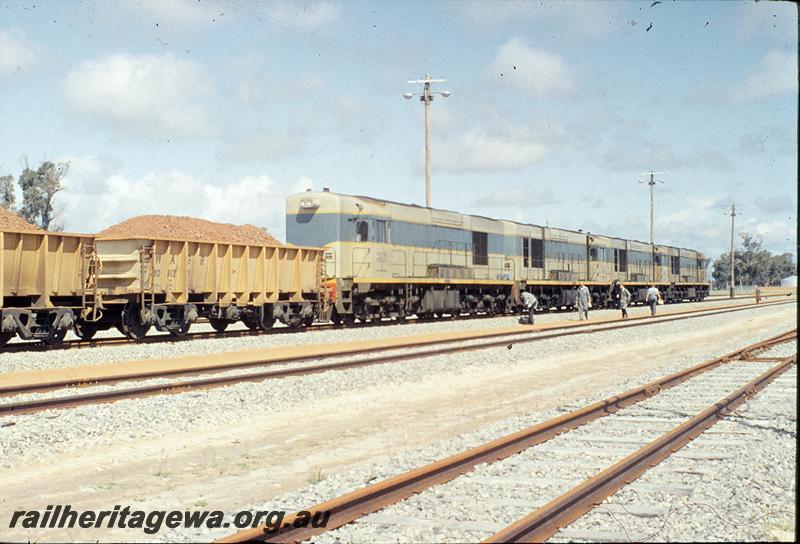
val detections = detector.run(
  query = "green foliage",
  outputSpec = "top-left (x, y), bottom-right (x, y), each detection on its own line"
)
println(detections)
top-left (712, 233), bottom-right (796, 287)
top-left (13, 160), bottom-right (68, 230)
top-left (0, 175), bottom-right (14, 209)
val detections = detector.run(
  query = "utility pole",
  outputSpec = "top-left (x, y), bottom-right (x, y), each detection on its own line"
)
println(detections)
top-left (728, 203), bottom-right (737, 299)
top-left (639, 171), bottom-right (665, 246)
top-left (405, 75), bottom-right (450, 208)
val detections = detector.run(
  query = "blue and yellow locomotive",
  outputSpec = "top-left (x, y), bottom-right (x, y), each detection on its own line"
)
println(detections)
top-left (286, 189), bottom-right (709, 323)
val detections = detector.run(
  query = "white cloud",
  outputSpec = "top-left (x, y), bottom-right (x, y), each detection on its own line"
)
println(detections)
top-left (57, 156), bottom-right (308, 241)
top-left (650, 196), bottom-right (796, 258)
top-left (730, 49), bottom-right (797, 102)
top-left (64, 53), bottom-right (214, 137)
top-left (483, 39), bottom-right (573, 97)
top-left (603, 143), bottom-right (731, 172)
top-left (265, 1), bottom-right (340, 31)
top-left (754, 195), bottom-right (796, 214)
top-left (0, 29), bottom-right (39, 79)
top-left (436, 127), bottom-right (548, 174)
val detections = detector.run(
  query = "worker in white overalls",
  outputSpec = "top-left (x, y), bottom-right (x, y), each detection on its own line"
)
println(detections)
top-left (521, 291), bottom-right (538, 325)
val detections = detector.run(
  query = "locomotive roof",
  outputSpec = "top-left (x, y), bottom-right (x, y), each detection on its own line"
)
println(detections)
top-left (293, 190), bottom-right (705, 256)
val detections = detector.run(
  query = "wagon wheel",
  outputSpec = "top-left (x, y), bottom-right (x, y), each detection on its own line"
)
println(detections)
top-left (243, 316), bottom-right (260, 331)
top-left (340, 313), bottom-right (356, 326)
top-left (303, 315), bottom-right (315, 327)
top-left (209, 318), bottom-right (228, 333)
top-left (74, 321), bottom-right (98, 341)
top-left (245, 306), bottom-right (275, 332)
top-left (286, 314), bottom-right (305, 329)
top-left (44, 326), bottom-right (68, 346)
top-left (121, 303), bottom-right (151, 341)
top-left (169, 321), bottom-right (192, 337)
top-left (0, 331), bottom-right (14, 347)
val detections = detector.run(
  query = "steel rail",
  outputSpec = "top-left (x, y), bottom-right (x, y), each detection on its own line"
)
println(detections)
top-left (3, 294), bottom-right (789, 354)
top-left (485, 354), bottom-right (797, 543)
top-left (215, 330), bottom-right (796, 543)
top-left (1, 299), bottom-right (792, 397)
top-left (0, 302), bottom-right (793, 416)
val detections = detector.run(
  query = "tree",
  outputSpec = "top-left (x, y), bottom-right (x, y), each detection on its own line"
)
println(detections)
top-left (712, 232), bottom-right (796, 287)
top-left (18, 160), bottom-right (68, 230)
top-left (0, 175), bottom-right (14, 209)
top-left (768, 252), bottom-right (796, 284)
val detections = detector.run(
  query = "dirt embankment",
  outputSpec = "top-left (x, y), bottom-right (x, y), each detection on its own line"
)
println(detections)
top-left (98, 215), bottom-right (280, 245)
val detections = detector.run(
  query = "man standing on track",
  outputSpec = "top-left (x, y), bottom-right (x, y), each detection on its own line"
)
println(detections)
top-left (619, 283), bottom-right (631, 319)
top-left (521, 291), bottom-right (538, 324)
top-left (576, 283), bottom-right (591, 320)
top-left (755, 285), bottom-right (762, 304)
top-left (646, 284), bottom-right (660, 316)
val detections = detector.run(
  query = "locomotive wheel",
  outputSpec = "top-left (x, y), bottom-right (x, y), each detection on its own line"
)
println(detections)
top-left (74, 321), bottom-right (98, 341)
top-left (121, 303), bottom-right (151, 341)
top-left (341, 314), bottom-right (356, 326)
top-left (209, 318), bottom-right (228, 332)
top-left (0, 331), bottom-right (14, 347)
top-left (303, 315), bottom-right (314, 327)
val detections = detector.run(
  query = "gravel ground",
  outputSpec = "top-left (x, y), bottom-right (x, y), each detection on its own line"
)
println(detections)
top-left (2, 297), bottom-right (786, 374)
top-left (0, 305), bottom-right (792, 470)
top-left (550, 367), bottom-right (797, 542)
top-left (145, 318), bottom-right (796, 543)
top-left (6, 303), bottom-right (782, 407)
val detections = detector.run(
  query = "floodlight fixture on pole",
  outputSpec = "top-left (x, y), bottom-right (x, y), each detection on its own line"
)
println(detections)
top-left (405, 74), bottom-right (450, 208)
top-left (638, 171), bottom-right (665, 246)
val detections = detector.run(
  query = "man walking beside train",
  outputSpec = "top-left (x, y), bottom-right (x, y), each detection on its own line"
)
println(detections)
top-left (619, 284), bottom-right (631, 319)
top-left (576, 283), bottom-right (591, 320)
top-left (646, 285), bottom-right (660, 316)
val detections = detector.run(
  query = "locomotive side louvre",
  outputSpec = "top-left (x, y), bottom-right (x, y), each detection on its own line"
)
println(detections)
top-left (1, 229), bottom-right (93, 345)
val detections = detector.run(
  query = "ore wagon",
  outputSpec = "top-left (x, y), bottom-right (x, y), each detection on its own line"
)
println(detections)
top-left (0, 229), bottom-right (94, 345)
top-left (79, 236), bottom-right (324, 340)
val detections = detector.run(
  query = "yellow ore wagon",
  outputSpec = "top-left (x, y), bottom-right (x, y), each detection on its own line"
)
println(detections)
top-left (1, 229), bottom-right (94, 345)
top-left (82, 236), bottom-right (324, 340)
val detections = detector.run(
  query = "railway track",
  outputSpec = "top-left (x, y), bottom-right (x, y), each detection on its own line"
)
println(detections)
top-left (2, 293), bottom-right (791, 354)
top-left (216, 330), bottom-right (797, 543)
top-left (0, 299), bottom-right (794, 417)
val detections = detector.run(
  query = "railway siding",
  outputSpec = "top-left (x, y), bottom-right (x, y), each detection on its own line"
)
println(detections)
top-left (2, 299), bottom-right (790, 394)
top-left (126, 318), bottom-right (794, 542)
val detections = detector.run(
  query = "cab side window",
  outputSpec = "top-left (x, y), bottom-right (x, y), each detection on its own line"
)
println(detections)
top-left (356, 220), bottom-right (369, 242)
top-left (373, 219), bottom-right (387, 243)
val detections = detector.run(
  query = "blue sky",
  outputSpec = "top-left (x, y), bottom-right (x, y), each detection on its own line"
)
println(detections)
top-left (0, 0), bottom-right (796, 259)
